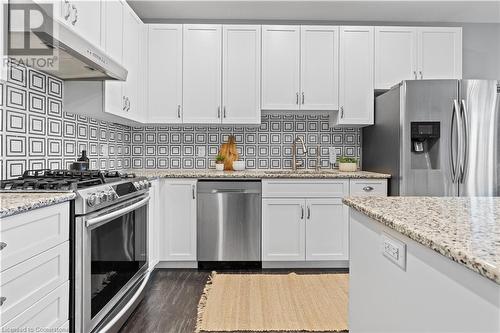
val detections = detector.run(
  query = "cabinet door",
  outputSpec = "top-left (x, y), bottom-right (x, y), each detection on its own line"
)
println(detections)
top-left (147, 24), bottom-right (183, 123)
top-left (300, 26), bottom-right (339, 110)
top-left (222, 25), bottom-right (261, 124)
top-left (148, 179), bottom-right (160, 269)
top-left (183, 25), bottom-right (222, 124)
top-left (122, 9), bottom-right (141, 118)
top-left (262, 199), bottom-right (305, 261)
top-left (102, 0), bottom-right (124, 117)
top-left (338, 26), bottom-right (374, 126)
top-left (261, 25), bottom-right (300, 110)
top-left (417, 27), bottom-right (462, 79)
top-left (62, 0), bottom-right (101, 47)
top-left (375, 27), bottom-right (417, 89)
top-left (305, 198), bottom-right (348, 261)
top-left (161, 180), bottom-right (197, 261)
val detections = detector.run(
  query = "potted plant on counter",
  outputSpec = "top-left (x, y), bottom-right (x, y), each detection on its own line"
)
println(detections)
top-left (215, 154), bottom-right (225, 171)
top-left (338, 156), bottom-right (358, 172)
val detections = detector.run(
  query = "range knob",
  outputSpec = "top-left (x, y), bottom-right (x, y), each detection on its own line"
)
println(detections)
top-left (133, 182), bottom-right (140, 189)
top-left (139, 181), bottom-right (146, 189)
top-left (105, 191), bottom-right (115, 201)
top-left (87, 194), bottom-right (97, 207)
top-left (97, 191), bottom-right (107, 203)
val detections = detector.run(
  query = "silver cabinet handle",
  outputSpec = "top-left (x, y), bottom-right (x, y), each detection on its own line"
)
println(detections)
top-left (63, 0), bottom-right (71, 20)
top-left (300, 205), bottom-right (304, 219)
top-left (296, 92), bottom-right (299, 105)
top-left (307, 205), bottom-right (311, 219)
top-left (413, 71), bottom-right (417, 79)
top-left (0, 297), bottom-right (6, 306)
top-left (302, 92), bottom-right (305, 104)
top-left (122, 96), bottom-right (126, 111)
top-left (0, 242), bottom-right (6, 251)
top-left (71, 4), bottom-right (78, 25)
top-left (340, 106), bottom-right (344, 118)
top-left (192, 185), bottom-right (196, 200)
top-left (217, 106), bottom-right (221, 118)
top-left (419, 71), bottom-right (423, 79)
top-left (363, 186), bottom-right (374, 192)
top-left (177, 105), bottom-right (181, 118)
top-left (223, 106), bottom-right (226, 118)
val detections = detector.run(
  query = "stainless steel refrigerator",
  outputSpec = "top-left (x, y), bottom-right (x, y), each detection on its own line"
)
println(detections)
top-left (363, 80), bottom-right (500, 196)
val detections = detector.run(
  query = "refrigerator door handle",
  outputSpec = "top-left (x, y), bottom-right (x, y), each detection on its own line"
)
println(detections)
top-left (450, 99), bottom-right (461, 183)
top-left (459, 99), bottom-right (469, 183)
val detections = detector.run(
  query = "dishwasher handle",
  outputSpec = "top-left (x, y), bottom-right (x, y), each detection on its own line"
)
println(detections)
top-left (209, 189), bottom-right (261, 194)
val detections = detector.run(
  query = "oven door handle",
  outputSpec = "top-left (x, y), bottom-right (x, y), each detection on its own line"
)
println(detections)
top-left (86, 196), bottom-right (150, 228)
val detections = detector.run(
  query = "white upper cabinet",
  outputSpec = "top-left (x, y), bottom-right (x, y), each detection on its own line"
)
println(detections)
top-left (147, 24), bottom-right (183, 123)
top-left (222, 25), bottom-right (261, 124)
top-left (261, 25), bottom-right (301, 110)
top-left (337, 26), bottom-right (374, 126)
top-left (375, 26), bottom-right (417, 89)
top-left (60, 0), bottom-right (101, 47)
top-left (417, 27), bottom-right (462, 79)
top-left (300, 26), bottom-right (339, 110)
top-left (122, 9), bottom-right (141, 118)
top-left (102, 0), bottom-right (124, 117)
top-left (183, 24), bottom-right (222, 124)
top-left (375, 26), bottom-right (462, 88)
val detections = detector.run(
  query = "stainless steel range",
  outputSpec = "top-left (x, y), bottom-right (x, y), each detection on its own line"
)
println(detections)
top-left (1, 169), bottom-right (151, 333)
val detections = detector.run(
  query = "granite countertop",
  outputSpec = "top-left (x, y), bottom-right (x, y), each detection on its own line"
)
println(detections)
top-left (343, 196), bottom-right (500, 284)
top-left (0, 192), bottom-right (76, 219)
top-left (128, 169), bottom-right (391, 180)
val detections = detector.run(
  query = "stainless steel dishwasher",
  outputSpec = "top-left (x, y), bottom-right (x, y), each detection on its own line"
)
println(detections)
top-left (197, 181), bottom-right (261, 266)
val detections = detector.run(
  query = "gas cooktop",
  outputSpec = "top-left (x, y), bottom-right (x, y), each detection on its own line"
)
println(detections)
top-left (0, 169), bottom-right (137, 191)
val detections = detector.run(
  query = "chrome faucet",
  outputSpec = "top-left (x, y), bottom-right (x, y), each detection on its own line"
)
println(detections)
top-left (292, 136), bottom-right (307, 171)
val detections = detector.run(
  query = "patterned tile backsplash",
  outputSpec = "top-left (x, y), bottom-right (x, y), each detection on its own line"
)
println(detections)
top-left (0, 63), bottom-right (361, 179)
top-left (129, 117), bottom-right (360, 170)
top-left (0, 63), bottom-right (131, 180)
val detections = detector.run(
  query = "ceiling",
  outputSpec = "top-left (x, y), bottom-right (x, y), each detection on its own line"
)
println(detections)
top-left (127, 1), bottom-right (500, 24)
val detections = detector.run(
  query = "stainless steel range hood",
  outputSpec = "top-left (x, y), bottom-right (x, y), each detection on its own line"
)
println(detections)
top-left (8, 1), bottom-right (127, 81)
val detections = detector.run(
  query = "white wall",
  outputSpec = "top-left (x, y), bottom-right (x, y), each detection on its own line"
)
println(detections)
top-left (461, 23), bottom-right (500, 79)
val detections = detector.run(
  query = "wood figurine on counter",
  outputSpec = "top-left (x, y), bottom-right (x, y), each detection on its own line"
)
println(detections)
top-left (219, 135), bottom-right (239, 171)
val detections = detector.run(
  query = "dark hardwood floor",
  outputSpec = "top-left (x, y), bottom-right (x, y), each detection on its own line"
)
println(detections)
top-left (119, 268), bottom-right (348, 333)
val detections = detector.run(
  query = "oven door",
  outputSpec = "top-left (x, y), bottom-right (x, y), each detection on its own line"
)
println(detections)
top-left (75, 195), bottom-right (149, 333)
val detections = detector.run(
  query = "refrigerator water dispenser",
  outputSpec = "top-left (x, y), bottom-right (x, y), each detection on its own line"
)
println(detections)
top-left (410, 122), bottom-right (440, 170)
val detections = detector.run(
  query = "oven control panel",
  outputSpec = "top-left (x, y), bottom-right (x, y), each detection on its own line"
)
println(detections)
top-left (86, 186), bottom-right (118, 207)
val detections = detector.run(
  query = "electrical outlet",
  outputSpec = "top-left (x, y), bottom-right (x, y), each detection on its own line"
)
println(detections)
top-left (196, 146), bottom-right (206, 157)
top-left (381, 233), bottom-right (406, 270)
top-left (328, 147), bottom-right (337, 165)
top-left (101, 144), bottom-right (109, 158)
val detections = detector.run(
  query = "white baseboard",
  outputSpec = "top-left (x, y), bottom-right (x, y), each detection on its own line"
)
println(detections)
top-left (156, 261), bottom-right (198, 269)
top-left (262, 260), bottom-right (349, 269)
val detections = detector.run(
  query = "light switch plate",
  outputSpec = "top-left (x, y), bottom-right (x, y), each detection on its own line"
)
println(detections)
top-left (381, 233), bottom-right (406, 270)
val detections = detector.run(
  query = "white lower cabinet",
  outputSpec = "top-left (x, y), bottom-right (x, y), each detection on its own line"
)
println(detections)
top-left (148, 179), bottom-right (161, 269)
top-left (0, 203), bottom-right (70, 331)
top-left (1, 282), bottom-right (69, 331)
top-left (305, 198), bottom-right (348, 261)
top-left (262, 180), bottom-right (350, 263)
top-left (262, 199), bottom-right (305, 261)
top-left (160, 179), bottom-right (197, 261)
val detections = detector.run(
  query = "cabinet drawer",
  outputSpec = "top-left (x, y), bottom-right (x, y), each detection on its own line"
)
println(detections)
top-left (349, 179), bottom-right (387, 196)
top-left (0, 242), bottom-right (69, 325)
top-left (0, 203), bottom-right (69, 271)
top-left (1, 281), bottom-right (69, 331)
top-left (262, 180), bottom-right (348, 198)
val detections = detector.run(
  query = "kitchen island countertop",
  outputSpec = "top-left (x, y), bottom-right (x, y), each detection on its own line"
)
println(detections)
top-left (343, 196), bottom-right (500, 284)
